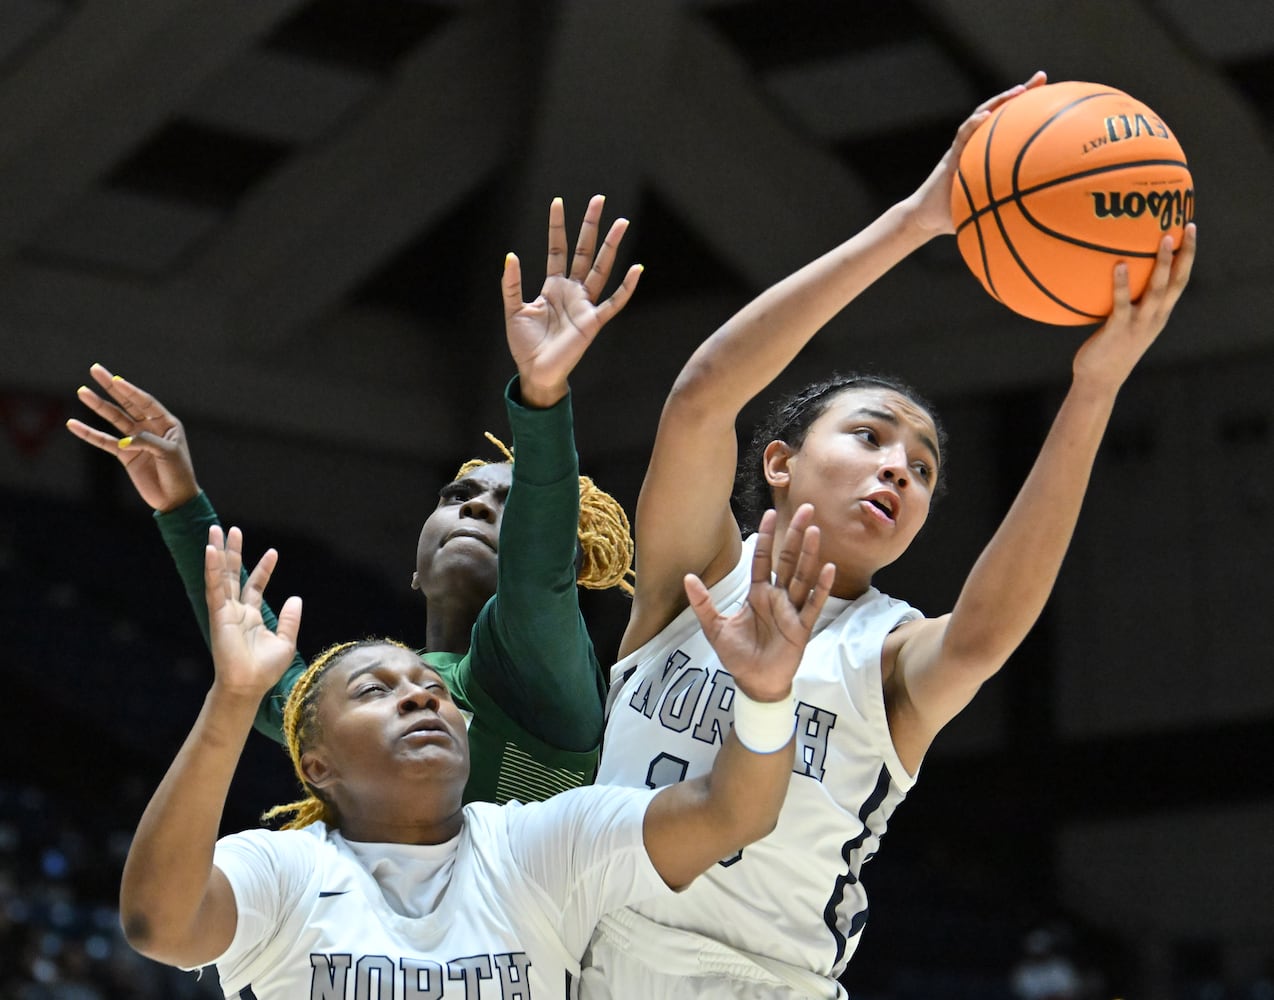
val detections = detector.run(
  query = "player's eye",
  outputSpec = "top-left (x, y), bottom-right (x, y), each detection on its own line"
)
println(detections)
top-left (438, 482), bottom-right (472, 504)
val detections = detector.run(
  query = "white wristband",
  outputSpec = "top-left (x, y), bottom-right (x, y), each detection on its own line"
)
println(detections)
top-left (733, 688), bottom-right (797, 754)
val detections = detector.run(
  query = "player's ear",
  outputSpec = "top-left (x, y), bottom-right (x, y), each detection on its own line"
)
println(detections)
top-left (763, 440), bottom-right (794, 489)
top-left (301, 750), bottom-right (337, 790)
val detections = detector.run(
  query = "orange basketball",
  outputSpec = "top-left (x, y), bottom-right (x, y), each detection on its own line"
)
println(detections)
top-left (951, 81), bottom-right (1193, 325)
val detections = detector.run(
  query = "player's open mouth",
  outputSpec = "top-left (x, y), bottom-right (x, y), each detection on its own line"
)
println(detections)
top-left (862, 494), bottom-right (897, 522)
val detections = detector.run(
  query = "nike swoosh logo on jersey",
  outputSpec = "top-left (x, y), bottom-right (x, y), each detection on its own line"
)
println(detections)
top-left (318, 890), bottom-right (349, 898)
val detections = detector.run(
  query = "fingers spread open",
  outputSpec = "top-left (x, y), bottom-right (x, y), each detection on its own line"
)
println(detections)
top-left (683, 571), bottom-right (723, 642)
top-left (90, 364), bottom-right (172, 426)
top-left (569, 194), bottom-right (606, 284)
top-left (74, 384), bottom-right (133, 436)
top-left (582, 216), bottom-right (628, 302)
top-left (796, 563), bottom-right (836, 633)
top-left (275, 595), bottom-right (303, 649)
top-left (589, 262), bottom-right (642, 330)
top-left (204, 525), bottom-right (231, 611)
top-left (242, 547), bottom-right (279, 610)
top-left (501, 252), bottom-right (524, 322)
top-left (770, 522), bottom-right (803, 592)
top-left (65, 417), bottom-right (124, 455)
top-left (750, 509), bottom-right (778, 586)
top-left (785, 522), bottom-right (824, 611)
top-left (545, 197), bottom-right (568, 278)
top-left (224, 526), bottom-right (245, 604)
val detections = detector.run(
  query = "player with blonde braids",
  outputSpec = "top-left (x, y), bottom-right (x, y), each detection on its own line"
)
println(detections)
top-left (119, 505), bottom-right (834, 997)
top-left (256, 638), bottom-right (407, 831)
top-left (455, 432), bottom-right (635, 595)
top-left (70, 195), bottom-right (640, 805)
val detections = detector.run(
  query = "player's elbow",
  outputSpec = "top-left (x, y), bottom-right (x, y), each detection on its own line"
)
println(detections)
top-left (120, 904), bottom-right (213, 970)
top-left (739, 809), bottom-right (781, 845)
top-left (118, 885), bottom-right (200, 967)
top-left (717, 784), bottom-right (785, 849)
top-left (664, 357), bottom-right (732, 421)
top-left (120, 905), bottom-right (170, 963)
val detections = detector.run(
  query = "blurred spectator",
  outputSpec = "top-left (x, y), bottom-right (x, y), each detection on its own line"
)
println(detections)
top-left (1011, 923), bottom-right (1083, 1000)
top-left (0, 781), bottom-right (220, 998)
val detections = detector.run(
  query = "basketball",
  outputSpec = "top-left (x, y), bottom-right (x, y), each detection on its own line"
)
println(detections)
top-left (951, 81), bottom-right (1193, 325)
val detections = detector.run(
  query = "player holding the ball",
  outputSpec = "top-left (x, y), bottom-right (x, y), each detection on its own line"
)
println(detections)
top-left (579, 71), bottom-right (1196, 999)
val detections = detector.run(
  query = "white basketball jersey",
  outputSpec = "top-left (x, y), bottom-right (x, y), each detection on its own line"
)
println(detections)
top-left (209, 786), bottom-right (667, 999)
top-left (596, 534), bottom-right (923, 983)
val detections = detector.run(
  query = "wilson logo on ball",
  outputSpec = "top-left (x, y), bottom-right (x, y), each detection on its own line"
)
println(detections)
top-left (1091, 188), bottom-right (1195, 231)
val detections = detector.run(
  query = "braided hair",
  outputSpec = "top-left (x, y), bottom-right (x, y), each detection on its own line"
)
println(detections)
top-left (455, 432), bottom-right (635, 595)
top-left (262, 638), bottom-right (415, 831)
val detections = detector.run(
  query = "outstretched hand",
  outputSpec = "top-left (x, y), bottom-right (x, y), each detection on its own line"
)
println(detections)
top-left (684, 505), bottom-right (834, 703)
top-left (65, 364), bottom-right (200, 513)
top-left (204, 525), bottom-right (302, 699)
top-left (501, 194), bottom-right (642, 408)
top-left (1073, 223), bottom-right (1197, 391)
top-left (905, 70), bottom-right (1048, 235)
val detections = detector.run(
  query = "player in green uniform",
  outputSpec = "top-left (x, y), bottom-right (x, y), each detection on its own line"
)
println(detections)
top-left (68, 195), bottom-right (641, 804)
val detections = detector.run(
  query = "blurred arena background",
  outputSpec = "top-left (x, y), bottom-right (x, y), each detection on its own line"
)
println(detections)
top-left (1, 2), bottom-right (1271, 997)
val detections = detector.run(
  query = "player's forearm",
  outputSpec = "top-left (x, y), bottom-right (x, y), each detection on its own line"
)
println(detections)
top-left (119, 685), bottom-right (256, 959)
top-left (943, 380), bottom-right (1118, 671)
top-left (703, 729), bottom-right (793, 845)
top-left (156, 491), bottom-right (221, 646)
top-left (478, 382), bottom-right (604, 742)
top-left (645, 729), bottom-right (794, 889)
top-left (495, 381), bottom-right (581, 635)
top-left (667, 201), bottom-right (937, 419)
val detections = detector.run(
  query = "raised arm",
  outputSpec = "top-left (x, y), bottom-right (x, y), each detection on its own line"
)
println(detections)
top-left (640, 505), bottom-right (834, 889)
top-left (119, 526), bottom-right (302, 969)
top-left (468, 196), bottom-right (641, 748)
top-left (884, 225), bottom-right (1197, 771)
top-left (622, 73), bottom-right (1048, 657)
top-left (67, 365), bottom-right (304, 743)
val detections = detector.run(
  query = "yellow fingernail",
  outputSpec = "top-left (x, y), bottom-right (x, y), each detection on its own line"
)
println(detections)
top-left (118, 436), bottom-right (133, 448)
top-left (112, 375), bottom-right (123, 382)
top-left (505, 252), bottom-right (515, 266)
top-left (77, 385), bottom-right (88, 394)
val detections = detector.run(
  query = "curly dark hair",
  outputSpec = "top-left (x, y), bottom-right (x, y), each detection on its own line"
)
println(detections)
top-left (733, 372), bottom-right (948, 532)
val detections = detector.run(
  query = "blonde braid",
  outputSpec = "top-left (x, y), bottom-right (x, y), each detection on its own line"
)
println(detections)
top-left (454, 432), bottom-right (514, 480)
top-left (576, 475), bottom-right (634, 594)
top-left (454, 433), bottom-right (634, 595)
top-left (261, 638), bottom-right (415, 831)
